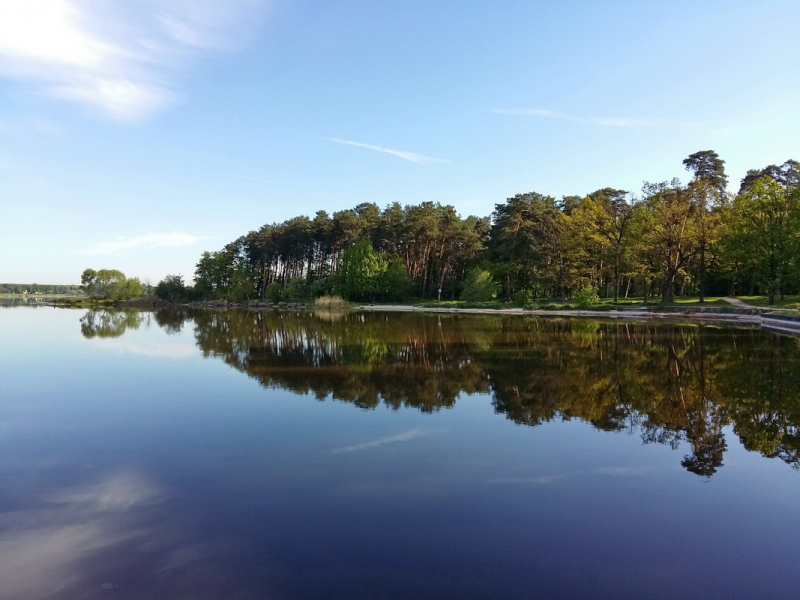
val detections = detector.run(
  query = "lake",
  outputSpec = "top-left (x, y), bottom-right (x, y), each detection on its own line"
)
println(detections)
top-left (2, 304), bottom-right (800, 599)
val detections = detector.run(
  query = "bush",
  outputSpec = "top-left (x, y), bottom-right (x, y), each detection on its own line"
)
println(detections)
top-left (155, 274), bottom-right (190, 303)
top-left (573, 285), bottom-right (599, 307)
top-left (265, 282), bottom-right (282, 303)
top-left (284, 277), bottom-right (312, 301)
top-left (461, 268), bottom-right (499, 303)
top-left (511, 290), bottom-right (532, 306)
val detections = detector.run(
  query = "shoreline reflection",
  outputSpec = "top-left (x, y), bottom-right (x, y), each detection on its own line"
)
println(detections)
top-left (84, 308), bottom-right (800, 477)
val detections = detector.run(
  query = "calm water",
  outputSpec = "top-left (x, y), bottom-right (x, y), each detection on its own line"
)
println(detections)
top-left (2, 304), bottom-right (800, 599)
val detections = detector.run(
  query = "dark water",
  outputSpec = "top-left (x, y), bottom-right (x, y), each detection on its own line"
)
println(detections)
top-left (3, 305), bottom-right (800, 599)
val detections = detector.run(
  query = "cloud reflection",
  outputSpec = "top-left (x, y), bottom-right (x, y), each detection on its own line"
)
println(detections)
top-left (332, 427), bottom-right (446, 454)
top-left (0, 471), bottom-right (166, 598)
top-left (89, 338), bottom-right (197, 359)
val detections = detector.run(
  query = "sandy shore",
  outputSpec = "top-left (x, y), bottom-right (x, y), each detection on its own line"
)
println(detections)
top-left (359, 304), bottom-right (766, 324)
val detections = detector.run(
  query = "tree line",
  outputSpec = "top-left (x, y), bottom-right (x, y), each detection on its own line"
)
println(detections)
top-left (164, 151), bottom-right (799, 305)
top-left (0, 283), bottom-right (82, 295)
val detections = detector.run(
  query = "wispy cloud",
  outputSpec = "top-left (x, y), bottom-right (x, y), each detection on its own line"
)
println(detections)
top-left (0, 470), bottom-right (224, 598)
top-left (331, 428), bottom-right (445, 454)
top-left (489, 108), bottom-right (661, 128)
top-left (0, 0), bottom-right (266, 119)
top-left (327, 138), bottom-right (448, 164)
top-left (77, 232), bottom-right (200, 256)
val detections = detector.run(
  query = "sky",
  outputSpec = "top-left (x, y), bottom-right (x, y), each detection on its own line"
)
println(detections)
top-left (1, 0), bottom-right (799, 285)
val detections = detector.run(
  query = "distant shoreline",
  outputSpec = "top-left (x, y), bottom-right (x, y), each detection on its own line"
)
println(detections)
top-left (14, 297), bottom-right (800, 334)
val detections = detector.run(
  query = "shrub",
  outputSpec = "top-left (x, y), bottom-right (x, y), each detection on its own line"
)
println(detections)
top-left (284, 277), bottom-right (312, 301)
top-left (155, 274), bottom-right (190, 302)
top-left (511, 289), bottom-right (532, 306)
top-left (461, 268), bottom-right (499, 303)
top-left (573, 285), bottom-right (599, 307)
top-left (265, 282), bottom-right (282, 303)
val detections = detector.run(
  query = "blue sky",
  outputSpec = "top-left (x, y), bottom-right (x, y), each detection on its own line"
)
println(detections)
top-left (1, 0), bottom-right (799, 284)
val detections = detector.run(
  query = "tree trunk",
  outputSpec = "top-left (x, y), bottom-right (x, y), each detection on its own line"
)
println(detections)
top-left (437, 265), bottom-right (449, 301)
top-left (698, 244), bottom-right (705, 303)
top-left (662, 273), bottom-right (676, 303)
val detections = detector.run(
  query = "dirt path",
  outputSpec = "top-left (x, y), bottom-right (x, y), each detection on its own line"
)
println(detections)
top-left (723, 297), bottom-right (782, 311)
top-left (360, 304), bottom-right (763, 323)
top-left (722, 296), bottom-right (751, 308)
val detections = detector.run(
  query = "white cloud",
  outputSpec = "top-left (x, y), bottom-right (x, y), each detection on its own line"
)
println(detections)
top-left (77, 232), bottom-right (200, 256)
top-left (0, 0), bottom-right (266, 119)
top-left (489, 108), bottom-right (662, 128)
top-left (327, 138), bottom-right (448, 164)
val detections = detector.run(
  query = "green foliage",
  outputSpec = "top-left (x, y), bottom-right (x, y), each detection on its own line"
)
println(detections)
top-left (487, 192), bottom-right (563, 300)
top-left (461, 268), bottom-right (499, 303)
top-left (511, 289), bottom-right (532, 306)
top-left (265, 282), bottom-right (282, 303)
top-left (334, 239), bottom-right (387, 300)
top-left (155, 274), bottom-right (196, 303)
top-left (229, 265), bottom-right (256, 302)
top-left (80, 268), bottom-right (146, 301)
top-left (573, 285), bottom-right (600, 307)
top-left (377, 259), bottom-right (409, 301)
top-left (284, 277), bottom-right (312, 301)
top-left (194, 251), bottom-right (234, 299)
top-left (332, 239), bottom-right (409, 302)
top-left (189, 150), bottom-right (799, 305)
top-left (722, 177), bottom-right (799, 303)
top-left (312, 277), bottom-right (334, 298)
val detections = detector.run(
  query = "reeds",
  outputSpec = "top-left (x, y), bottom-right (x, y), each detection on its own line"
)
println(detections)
top-left (314, 295), bottom-right (348, 309)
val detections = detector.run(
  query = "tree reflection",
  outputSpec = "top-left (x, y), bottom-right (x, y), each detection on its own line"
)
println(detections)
top-left (94, 308), bottom-right (800, 476)
top-left (80, 309), bottom-right (146, 338)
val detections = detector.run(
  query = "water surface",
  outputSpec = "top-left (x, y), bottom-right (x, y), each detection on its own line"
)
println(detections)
top-left (2, 305), bottom-right (800, 599)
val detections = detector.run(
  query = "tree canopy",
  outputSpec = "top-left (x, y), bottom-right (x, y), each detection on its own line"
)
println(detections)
top-left (177, 150), bottom-right (799, 305)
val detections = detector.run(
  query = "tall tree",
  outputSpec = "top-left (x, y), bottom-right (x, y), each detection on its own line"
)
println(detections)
top-left (488, 192), bottom-right (563, 300)
top-left (683, 150), bottom-right (728, 302)
top-left (636, 181), bottom-right (701, 302)
top-left (739, 159), bottom-right (799, 194)
top-left (723, 177), bottom-right (799, 303)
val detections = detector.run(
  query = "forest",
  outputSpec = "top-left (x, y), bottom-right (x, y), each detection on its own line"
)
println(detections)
top-left (0, 283), bottom-right (81, 295)
top-left (169, 151), bottom-right (799, 305)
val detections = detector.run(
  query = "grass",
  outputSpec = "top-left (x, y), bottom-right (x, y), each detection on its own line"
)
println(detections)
top-left (315, 295), bottom-right (350, 309)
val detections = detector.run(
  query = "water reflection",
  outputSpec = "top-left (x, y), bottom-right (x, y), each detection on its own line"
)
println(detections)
top-left (88, 308), bottom-right (800, 477)
top-left (80, 310), bottom-right (147, 339)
